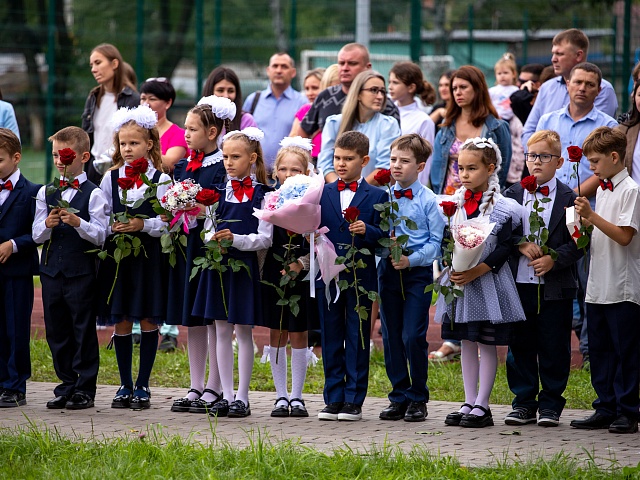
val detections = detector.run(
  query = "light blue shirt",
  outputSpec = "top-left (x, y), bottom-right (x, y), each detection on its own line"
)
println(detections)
top-left (390, 179), bottom-right (445, 268)
top-left (0, 100), bottom-right (20, 140)
top-left (523, 76), bottom-right (618, 146)
top-left (243, 85), bottom-right (307, 170)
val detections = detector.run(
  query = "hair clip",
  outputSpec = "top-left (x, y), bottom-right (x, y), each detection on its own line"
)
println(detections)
top-left (279, 136), bottom-right (313, 152)
top-left (222, 126), bottom-right (265, 143)
top-left (197, 95), bottom-right (237, 121)
top-left (111, 105), bottom-right (158, 132)
top-left (462, 137), bottom-right (502, 166)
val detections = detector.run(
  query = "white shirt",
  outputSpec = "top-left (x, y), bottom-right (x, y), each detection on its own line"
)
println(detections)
top-left (32, 172), bottom-right (110, 246)
top-left (339, 177), bottom-right (363, 212)
top-left (516, 178), bottom-right (557, 285)
top-left (0, 168), bottom-right (22, 253)
top-left (91, 92), bottom-right (117, 160)
top-left (586, 169), bottom-right (640, 305)
top-left (396, 99), bottom-right (436, 185)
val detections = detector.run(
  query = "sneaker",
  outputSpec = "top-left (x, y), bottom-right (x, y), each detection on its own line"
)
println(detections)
top-left (158, 335), bottom-right (178, 352)
top-left (538, 409), bottom-right (560, 427)
top-left (337, 402), bottom-right (362, 421)
top-left (318, 402), bottom-right (343, 421)
top-left (504, 406), bottom-right (537, 425)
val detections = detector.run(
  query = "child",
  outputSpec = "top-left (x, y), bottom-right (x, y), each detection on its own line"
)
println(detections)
top-left (96, 105), bottom-right (171, 410)
top-left (316, 131), bottom-right (386, 421)
top-left (168, 96), bottom-right (235, 414)
top-left (488, 53), bottom-right (519, 122)
top-left (32, 127), bottom-right (109, 409)
top-left (572, 126), bottom-right (640, 434)
top-left (437, 137), bottom-right (525, 428)
top-left (191, 127), bottom-right (273, 418)
top-left (504, 130), bottom-right (582, 427)
top-left (0, 128), bottom-right (40, 408)
top-left (378, 134), bottom-right (444, 422)
top-left (262, 136), bottom-right (319, 418)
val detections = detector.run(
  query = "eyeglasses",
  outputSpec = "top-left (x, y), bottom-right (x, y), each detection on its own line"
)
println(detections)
top-left (145, 77), bottom-right (168, 83)
top-left (524, 153), bottom-right (560, 163)
top-left (361, 87), bottom-right (387, 96)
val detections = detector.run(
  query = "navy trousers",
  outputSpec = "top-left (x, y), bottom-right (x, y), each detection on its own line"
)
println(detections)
top-left (587, 301), bottom-right (640, 419)
top-left (378, 260), bottom-right (432, 403)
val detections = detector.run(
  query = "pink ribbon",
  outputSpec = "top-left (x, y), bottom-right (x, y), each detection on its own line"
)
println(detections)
top-left (169, 207), bottom-right (201, 234)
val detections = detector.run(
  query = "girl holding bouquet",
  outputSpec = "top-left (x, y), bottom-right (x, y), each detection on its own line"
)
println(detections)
top-left (192, 127), bottom-right (273, 418)
top-left (167, 96), bottom-right (235, 414)
top-left (96, 105), bottom-right (171, 410)
top-left (437, 137), bottom-right (525, 428)
top-left (261, 137), bottom-right (320, 418)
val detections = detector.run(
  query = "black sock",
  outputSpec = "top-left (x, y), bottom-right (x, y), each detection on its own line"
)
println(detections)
top-left (113, 334), bottom-right (134, 388)
top-left (136, 329), bottom-right (159, 388)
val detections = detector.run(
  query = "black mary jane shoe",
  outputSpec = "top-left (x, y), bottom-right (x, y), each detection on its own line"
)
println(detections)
top-left (189, 389), bottom-right (222, 414)
top-left (271, 397), bottom-right (290, 417)
top-left (444, 403), bottom-right (473, 426)
top-left (65, 392), bottom-right (95, 410)
top-left (111, 386), bottom-right (133, 409)
top-left (47, 395), bottom-right (69, 409)
top-left (209, 399), bottom-right (230, 417)
top-left (228, 399), bottom-right (251, 418)
top-left (289, 398), bottom-right (309, 418)
top-left (459, 405), bottom-right (494, 428)
top-left (171, 388), bottom-right (203, 413)
top-left (130, 386), bottom-right (151, 411)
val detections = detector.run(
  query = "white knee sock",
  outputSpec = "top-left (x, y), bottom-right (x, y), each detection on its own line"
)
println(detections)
top-left (270, 346), bottom-right (289, 407)
top-left (187, 326), bottom-right (207, 400)
top-left (290, 347), bottom-right (308, 406)
top-left (460, 340), bottom-right (479, 414)
top-left (235, 324), bottom-right (254, 405)
top-left (201, 323), bottom-right (222, 403)
top-left (471, 343), bottom-right (497, 416)
top-left (215, 320), bottom-right (235, 403)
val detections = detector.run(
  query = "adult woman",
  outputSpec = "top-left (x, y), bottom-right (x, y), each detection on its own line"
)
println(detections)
top-left (429, 65), bottom-right (511, 195)
top-left (318, 70), bottom-right (401, 185)
top-left (429, 70), bottom-right (454, 133)
top-left (289, 68), bottom-right (325, 160)
top-left (616, 81), bottom-right (640, 185)
top-left (82, 43), bottom-right (139, 184)
top-left (139, 78), bottom-right (188, 172)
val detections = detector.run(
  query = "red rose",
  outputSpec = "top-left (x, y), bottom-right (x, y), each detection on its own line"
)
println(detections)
top-left (343, 206), bottom-right (360, 223)
top-left (286, 230), bottom-right (298, 237)
top-left (440, 201), bottom-right (457, 218)
top-left (117, 177), bottom-right (136, 190)
top-left (128, 157), bottom-right (149, 174)
top-left (567, 146), bottom-right (583, 163)
top-left (374, 168), bottom-right (392, 186)
top-left (520, 175), bottom-right (538, 194)
top-left (58, 148), bottom-right (76, 166)
top-left (195, 188), bottom-right (220, 206)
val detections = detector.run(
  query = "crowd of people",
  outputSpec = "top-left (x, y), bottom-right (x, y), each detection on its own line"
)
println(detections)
top-left (1, 27), bottom-right (639, 435)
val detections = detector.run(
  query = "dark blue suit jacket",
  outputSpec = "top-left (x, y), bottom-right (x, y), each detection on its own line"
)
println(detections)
top-left (504, 179), bottom-right (582, 301)
top-left (0, 174), bottom-right (40, 277)
top-left (317, 179), bottom-right (386, 293)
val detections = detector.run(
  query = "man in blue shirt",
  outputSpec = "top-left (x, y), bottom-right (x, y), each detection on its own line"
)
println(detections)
top-left (523, 29), bottom-right (617, 146)
top-left (243, 53), bottom-right (307, 171)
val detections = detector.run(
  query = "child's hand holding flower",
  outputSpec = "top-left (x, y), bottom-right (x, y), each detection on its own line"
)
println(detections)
top-left (574, 196), bottom-right (594, 221)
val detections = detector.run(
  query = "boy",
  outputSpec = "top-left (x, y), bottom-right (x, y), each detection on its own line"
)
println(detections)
top-left (32, 127), bottom-right (109, 409)
top-left (572, 126), bottom-right (640, 434)
top-left (0, 128), bottom-right (41, 407)
top-left (378, 134), bottom-right (444, 422)
top-left (504, 130), bottom-right (582, 427)
top-left (316, 131), bottom-right (386, 421)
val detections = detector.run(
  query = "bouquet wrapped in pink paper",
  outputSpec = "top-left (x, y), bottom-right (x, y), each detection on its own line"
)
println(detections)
top-left (160, 179), bottom-right (202, 234)
top-left (451, 217), bottom-right (496, 272)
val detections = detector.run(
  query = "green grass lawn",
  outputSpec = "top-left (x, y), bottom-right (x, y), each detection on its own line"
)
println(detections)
top-left (19, 148), bottom-right (49, 185)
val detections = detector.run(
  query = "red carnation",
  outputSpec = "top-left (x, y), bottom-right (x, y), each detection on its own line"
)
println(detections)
top-left (343, 206), bottom-right (360, 223)
top-left (117, 177), bottom-right (136, 190)
top-left (520, 175), bottom-right (538, 194)
top-left (374, 168), bottom-right (392, 186)
top-left (567, 146), bottom-right (583, 163)
top-left (440, 201), bottom-right (458, 218)
top-left (128, 157), bottom-right (149, 174)
top-left (195, 188), bottom-right (220, 206)
top-left (58, 148), bottom-right (76, 166)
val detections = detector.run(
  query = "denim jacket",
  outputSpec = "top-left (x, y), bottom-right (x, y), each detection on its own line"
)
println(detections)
top-left (429, 114), bottom-right (512, 194)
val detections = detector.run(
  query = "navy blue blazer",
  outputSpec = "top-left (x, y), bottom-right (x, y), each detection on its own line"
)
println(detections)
top-left (504, 179), bottom-right (582, 301)
top-left (317, 179), bottom-right (386, 293)
top-left (0, 174), bottom-right (41, 277)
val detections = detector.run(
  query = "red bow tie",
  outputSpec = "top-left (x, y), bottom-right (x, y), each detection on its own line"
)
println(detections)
top-left (186, 151), bottom-right (205, 172)
top-left (463, 190), bottom-right (482, 216)
top-left (394, 188), bottom-right (413, 200)
top-left (231, 177), bottom-right (254, 201)
top-left (124, 165), bottom-right (144, 188)
top-left (0, 180), bottom-right (13, 192)
top-left (337, 180), bottom-right (358, 192)
top-left (537, 185), bottom-right (550, 196)
top-left (59, 178), bottom-right (80, 190)
top-left (599, 179), bottom-right (614, 192)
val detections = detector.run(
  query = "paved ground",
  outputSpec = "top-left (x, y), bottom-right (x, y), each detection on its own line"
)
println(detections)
top-left (1, 381), bottom-right (639, 468)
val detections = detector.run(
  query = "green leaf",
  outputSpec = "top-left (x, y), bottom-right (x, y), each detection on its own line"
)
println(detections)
top-left (391, 202), bottom-right (399, 212)
top-left (396, 234), bottom-right (410, 245)
top-left (337, 280), bottom-right (349, 291)
top-left (113, 248), bottom-right (123, 263)
top-left (335, 256), bottom-right (347, 265)
top-left (424, 284), bottom-right (435, 293)
top-left (404, 219), bottom-right (418, 230)
top-left (161, 235), bottom-right (172, 248)
top-left (540, 197), bottom-right (552, 203)
top-left (379, 219), bottom-right (390, 231)
top-left (367, 291), bottom-right (378, 301)
top-left (97, 250), bottom-right (108, 260)
top-left (276, 299), bottom-right (289, 306)
top-left (359, 248), bottom-right (371, 256)
top-left (355, 259), bottom-right (366, 269)
top-left (378, 237), bottom-right (393, 247)
top-left (290, 302), bottom-right (300, 317)
top-left (179, 235), bottom-right (188, 247)
top-left (540, 228), bottom-right (549, 245)
top-left (576, 235), bottom-right (590, 250)
top-left (373, 203), bottom-right (386, 211)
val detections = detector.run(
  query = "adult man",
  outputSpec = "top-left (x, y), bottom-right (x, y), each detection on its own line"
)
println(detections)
top-left (243, 52), bottom-right (307, 170)
top-left (523, 29), bottom-right (618, 146)
top-left (510, 63), bottom-right (545, 125)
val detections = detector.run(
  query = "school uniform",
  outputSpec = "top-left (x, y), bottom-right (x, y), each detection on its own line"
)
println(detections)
top-left (32, 173), bottom-right (109, 399)
top-left (316, 178), bottom-right (386, 407)
top-left (378, 180), bottom-right (444, 405)
top-left (0, 169), bottom-right (40, 398)
top-left (504, 179), bottom-right (582, 416)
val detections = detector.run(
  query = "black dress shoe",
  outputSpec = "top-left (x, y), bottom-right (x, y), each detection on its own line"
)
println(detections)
top-left (289, 398), bottom-right (308, 417)
top-left (570, 411), bottom-right (615, 430)
top-left (228, 399), bottom-right (251, 418)
top-left (209, 399), bottom-right (230, 417)
top-left (271, 397), bottom-right (290, 417)
top-left (444, 403), bottom-right (473, 426)
top-left (608, 415), bottom-right (639, 434)
top-left (171, 388), bottom-right (202, 413)
top-left (130, 386), bottom-right (151, 410)
top-left (189, 389), bottom-right (222, 413)
top-left (460, 405), bottom-right (494, 428)
top-left (47, 395), bottom-right (69, 409)
top-left (404, 401), bottom-right (428, 422)
top-left (379, 401), bottom-right (408, 421)
top-left (111, 386), bottom-right (133, 409)
top-left (65, 392), bottom-right (95, 410)
top-left (0, 390), bottom-right (26, 408)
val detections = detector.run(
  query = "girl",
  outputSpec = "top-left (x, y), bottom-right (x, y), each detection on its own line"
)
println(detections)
top-left (96, 105), bottom-right (171, 410)
top-left (388, 61), bottom-right (436, 183)
top-left (261, 137), bottom-right (319, 418)
top-left (191, 127), bottom-right (273, 418)
top-left (167, 96), bottom-right (236, 414)
top-left (289, 68), bottom-right (325, 160)
top-left (436, 137), bottom-right (525, 428)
